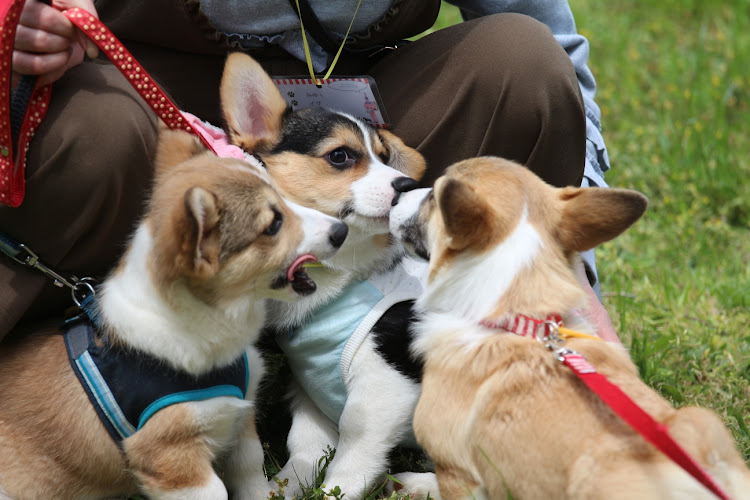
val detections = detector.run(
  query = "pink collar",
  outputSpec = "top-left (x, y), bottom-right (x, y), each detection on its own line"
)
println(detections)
top-left (480, 313), bottom-right (563, 341)
top-left (181, 113), bottom-right (246, 160)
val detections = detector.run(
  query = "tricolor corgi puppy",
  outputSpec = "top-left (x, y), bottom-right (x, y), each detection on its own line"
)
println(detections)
top-left (389, 157), bottom-right (750, 499)
top-left (0, 127), bottom-right (348, 500)
top-left (221, 52), bottom-right (439, 499)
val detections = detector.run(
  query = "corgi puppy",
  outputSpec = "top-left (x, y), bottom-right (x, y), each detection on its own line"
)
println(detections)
top-left (389, 156), bottom-right (750, 499)
top-left (0, 127), bottom-right (348, 500)
top-left (220, 52), bottom-right (439, 499)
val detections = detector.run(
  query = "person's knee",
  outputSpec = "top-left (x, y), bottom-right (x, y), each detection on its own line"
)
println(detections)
top-left (453, 14), bottom-right (586, 184)
top-left (19, 66), bottom-right (159, 270)
top-left (458, 13), bottom-right (582, 115)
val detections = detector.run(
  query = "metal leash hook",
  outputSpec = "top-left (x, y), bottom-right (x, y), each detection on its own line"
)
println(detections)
top-left (542, 319), bottom-right (564, 349)
top-left (541, 319), bottom-right (583, 362)
top-left (9, 243), bottom-right (96, 307)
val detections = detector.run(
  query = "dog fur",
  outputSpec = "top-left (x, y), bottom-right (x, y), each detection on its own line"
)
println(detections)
top-left (389, 156), bottom-right (750, 499)
top-left (0, 127), bottom-right (348, 499)
top-left (220, 52), bottom-right (440, 499)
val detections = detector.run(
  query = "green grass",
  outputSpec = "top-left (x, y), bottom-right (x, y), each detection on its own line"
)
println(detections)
top-left (420, 2), bottom-right (750, 465)
top-left (571, 0), bottom-right (750, 462)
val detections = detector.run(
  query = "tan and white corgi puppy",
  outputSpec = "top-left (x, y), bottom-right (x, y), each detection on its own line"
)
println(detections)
top-left (0, 127), bottom-right (348, 500)
top-left (220, 52), bottom-right (439, 499)
top-left (389, 156), bottom-right (750, 500)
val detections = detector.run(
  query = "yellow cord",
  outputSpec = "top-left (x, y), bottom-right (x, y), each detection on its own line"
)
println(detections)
top-left (558, 326), bottom-right (602, 341)
top-left (293, 0), bottom-right (363, 85)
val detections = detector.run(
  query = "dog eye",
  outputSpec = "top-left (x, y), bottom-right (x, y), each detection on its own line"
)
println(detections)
top-left (264, 209), bottom-right (283, 236)
top-left (327, 147), bottom-right (356, 169)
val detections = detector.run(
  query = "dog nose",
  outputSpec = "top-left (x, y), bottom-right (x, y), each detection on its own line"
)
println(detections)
top-left (391, 177), bottom-right (419, 206)
top-left (329, 221), bottom-right (349, 248)
top-left (392, 177), bottom-right (419, 193)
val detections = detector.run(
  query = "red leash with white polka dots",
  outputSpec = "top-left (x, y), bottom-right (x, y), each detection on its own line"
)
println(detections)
top-left (0, 4), bottom-right (217, 208)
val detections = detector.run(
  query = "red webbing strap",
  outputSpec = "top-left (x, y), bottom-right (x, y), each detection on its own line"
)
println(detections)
top-left (0, 5), bottom-right (217, 208)
top-left (561, 353), bottom-right (733, 500)
top-left (0, 0), bottom-right (52, 207)
top-left (62, 8), bottom-right (217, 155)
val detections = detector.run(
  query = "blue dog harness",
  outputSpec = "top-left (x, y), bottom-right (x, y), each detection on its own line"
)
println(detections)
top-left (277, 257), bottom-right (427, 426)
top-left (62, 316), bottom-right (250, 445)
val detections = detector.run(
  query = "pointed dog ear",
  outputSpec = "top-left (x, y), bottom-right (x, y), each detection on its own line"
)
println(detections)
top-left (378, 129), bottom-right (426, 181)
top-left (435, 177), bottom-right (493, 252)
top-left (220, 52), bottom-right (288, 153)
top-left (182, 187), bottom-right (222, 279)
top-left (556, 187), bottom-right (648, 252)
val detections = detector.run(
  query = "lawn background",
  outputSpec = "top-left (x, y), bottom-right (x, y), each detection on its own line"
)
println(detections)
top-left (428, 0), bottom-right (750, 465)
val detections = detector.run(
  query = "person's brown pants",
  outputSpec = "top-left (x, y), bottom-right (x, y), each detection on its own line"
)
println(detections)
top-left (0, 13), bottom-right (585, 340)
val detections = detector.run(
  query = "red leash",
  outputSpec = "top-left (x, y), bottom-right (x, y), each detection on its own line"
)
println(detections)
top-left (484, 314), bottom-right (733, 500)
top-left (0, 0), bottom-right (52, 207)
top-left (560, 352), bottom-right (733, 500)
top-left (0, 4), bottom-right (217, 208)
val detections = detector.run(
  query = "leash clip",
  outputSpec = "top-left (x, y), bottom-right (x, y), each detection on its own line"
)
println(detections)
top-left (13, 243), bottom-right (96, 306)
top-left (553, 347), bottom-right (578, 363)
top-left (542, 319), bottom-right (565, 351)
top-left (16, 243), bottom-right (75, 289)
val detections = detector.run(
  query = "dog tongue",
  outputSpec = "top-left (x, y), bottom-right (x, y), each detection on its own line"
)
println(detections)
top-left (288, 254), bottom-right (319, 295)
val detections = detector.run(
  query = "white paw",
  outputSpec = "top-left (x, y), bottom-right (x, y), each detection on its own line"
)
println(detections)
top-left (385, 472), bottom-right (442, 500)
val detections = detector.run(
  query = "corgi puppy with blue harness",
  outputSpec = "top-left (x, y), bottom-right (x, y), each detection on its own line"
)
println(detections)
top-left (220, 53), bottom-right (441, 499)
top-left (0, 126), bottom-right (348, 500)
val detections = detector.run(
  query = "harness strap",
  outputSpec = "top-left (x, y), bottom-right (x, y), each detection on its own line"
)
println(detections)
top-left (63, 320), bottom-right (135, 444)
top-left (561, 352), bottom-right (733, 500)
top-left (63, 317), bottom-right (251, 446)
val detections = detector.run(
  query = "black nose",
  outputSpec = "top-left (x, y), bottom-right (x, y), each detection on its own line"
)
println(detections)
top-left (391, 177), bottom-right (419, 206)
top-left (329, 222), bottom-right (349, 248)
top-left (392, 177), bottom-right (419, 193)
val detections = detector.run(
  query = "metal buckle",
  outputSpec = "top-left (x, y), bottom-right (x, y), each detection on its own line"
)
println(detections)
top-left (72, 277), bottom-right (97, 307)
top-left (542, 319), bottom-right (564, 350)
top-left (553, 347), bottom-right (577, 362)
top-left (15, 244), bottom-right (97, 305)
top-left (17, 244), bottom-right (76, 289)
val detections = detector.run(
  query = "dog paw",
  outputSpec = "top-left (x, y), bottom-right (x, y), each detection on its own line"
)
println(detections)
top-left (384, 472), bottom-right (442, 500)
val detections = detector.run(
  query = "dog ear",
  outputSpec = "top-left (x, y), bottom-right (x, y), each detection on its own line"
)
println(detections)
top-left (220, 52), bottom-right (288, 153)
top-left (556, 187), bottom-right (648, 251)
top-left (155, 127), bottom-right (207, 173)
top-left (183, 187), bottom-right (222, 279)
top-left (436, 177), bottom-right (493, 251)
top-left (378, 129), bottom-right (426, 181)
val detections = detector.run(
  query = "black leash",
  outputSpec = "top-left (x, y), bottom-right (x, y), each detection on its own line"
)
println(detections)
top-left (0, 231), bottom-right (98, 320)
